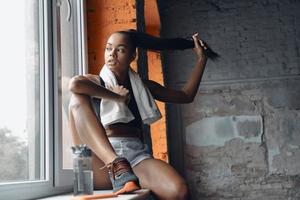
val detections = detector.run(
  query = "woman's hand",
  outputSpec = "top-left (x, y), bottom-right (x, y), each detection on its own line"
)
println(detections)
top-left (192, 33), bottom-right (207, 61)
top-left (108, 85), bottom-right (130, 104)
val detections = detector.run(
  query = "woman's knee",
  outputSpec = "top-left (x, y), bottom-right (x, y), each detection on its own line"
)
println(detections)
top-left (68, 75), bottom-right (87, 93)
top-left (169, 182), bottom-right (189, 200)
top-left (158, 181), bottom-right (189, 200)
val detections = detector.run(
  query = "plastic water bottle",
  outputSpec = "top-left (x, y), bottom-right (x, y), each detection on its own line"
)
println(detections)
top-left (71, 144), bottom-right (93, 195)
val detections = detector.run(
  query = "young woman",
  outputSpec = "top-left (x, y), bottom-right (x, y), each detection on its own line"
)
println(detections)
top-left (68, 30), bottom-right (215, 200)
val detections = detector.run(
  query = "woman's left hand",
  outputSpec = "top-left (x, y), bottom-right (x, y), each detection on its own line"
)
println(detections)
top-left (108, 85), bottom-right (130, 104)
top-left (192, 33), bottom-right (207, 61)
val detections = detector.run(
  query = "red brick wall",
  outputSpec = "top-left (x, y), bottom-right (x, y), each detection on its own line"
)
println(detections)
top-left (87, 0), bottom-right (137, 75)
top-left (144, 0), bottom-right (168, 162)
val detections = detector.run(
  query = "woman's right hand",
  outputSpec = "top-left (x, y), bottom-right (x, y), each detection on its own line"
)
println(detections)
top-left (108, 85), bottom-right (130, 104)
top-left (192, 33), bottom-right (207, 61)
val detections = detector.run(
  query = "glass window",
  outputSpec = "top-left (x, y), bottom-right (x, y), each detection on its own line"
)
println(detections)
top-left (0, 0), bottom-right (86, 198)
top-left (58, 0), bottom-right (77, 169)
top-left (0, 0), bottom-right (44, 183)
top-left (55, 0), bottom-right (88, 171)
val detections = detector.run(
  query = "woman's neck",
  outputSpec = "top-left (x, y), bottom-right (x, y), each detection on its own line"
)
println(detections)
top-left (114, 69), bottom-right (129, 85)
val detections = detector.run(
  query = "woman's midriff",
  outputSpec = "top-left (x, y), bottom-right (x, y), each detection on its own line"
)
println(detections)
top-left (105, 124), bottom-right (142, 138)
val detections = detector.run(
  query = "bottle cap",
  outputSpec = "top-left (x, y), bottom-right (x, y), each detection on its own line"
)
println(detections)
top-left (71, 144), bottom-right (92, 157)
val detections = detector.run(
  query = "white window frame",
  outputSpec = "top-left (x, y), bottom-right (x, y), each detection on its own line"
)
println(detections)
top-left (0, 0), bottom-right (88, 199)
top-left (54, 0), bottom-right (88, 187)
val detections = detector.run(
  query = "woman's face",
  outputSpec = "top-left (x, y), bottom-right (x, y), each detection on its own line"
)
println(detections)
top-left (104, 33), bottom-right (135, 72)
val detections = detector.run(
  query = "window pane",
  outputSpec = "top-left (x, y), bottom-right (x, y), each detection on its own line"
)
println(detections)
top-left (0, 0), bottom-right (43, 183)
top-left (58, 0), bottom-right (77, 169)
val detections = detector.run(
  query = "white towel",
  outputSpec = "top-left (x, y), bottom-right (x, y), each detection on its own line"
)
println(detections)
top-left (99, 65), bottom-right (162, 127)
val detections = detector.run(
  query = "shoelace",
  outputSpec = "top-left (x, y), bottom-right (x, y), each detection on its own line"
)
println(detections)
top-left (108, 159), bottom-right (131, 180)
top-left (99, 158), bottom-right (132, 180)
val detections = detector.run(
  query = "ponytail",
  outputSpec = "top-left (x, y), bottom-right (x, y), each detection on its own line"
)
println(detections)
top-left (115, 29), bottom-right (220, 61)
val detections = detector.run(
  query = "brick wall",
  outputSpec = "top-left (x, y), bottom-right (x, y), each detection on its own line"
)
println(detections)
top-left (158, 0), bottom-right (300, 199)
top-left (86, 0), bottom-right (137, 74)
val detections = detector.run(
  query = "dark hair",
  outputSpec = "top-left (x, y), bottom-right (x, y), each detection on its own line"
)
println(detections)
top-left (114, 29), bottom-right (220, 61)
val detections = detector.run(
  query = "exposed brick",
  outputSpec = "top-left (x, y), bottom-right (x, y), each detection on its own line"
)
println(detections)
top-left (159, 0), bottom-right (300, 199)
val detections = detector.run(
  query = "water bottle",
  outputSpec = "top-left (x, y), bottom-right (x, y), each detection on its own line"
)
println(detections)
top-left (71, 144), bottom-right (93, 195)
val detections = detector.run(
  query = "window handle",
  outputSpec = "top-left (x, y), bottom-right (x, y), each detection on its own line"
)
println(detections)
top-left (66, 0), bottom-right (71, 21)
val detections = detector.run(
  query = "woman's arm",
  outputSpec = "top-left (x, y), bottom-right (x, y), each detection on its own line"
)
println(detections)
top-left (145, 33), bottom-right (207, 104)
top-left (69, 74), bottom-right (129, 103)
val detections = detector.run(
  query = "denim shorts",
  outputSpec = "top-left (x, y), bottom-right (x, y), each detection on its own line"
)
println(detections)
top-left (108, 137), bottom-right (153, 167)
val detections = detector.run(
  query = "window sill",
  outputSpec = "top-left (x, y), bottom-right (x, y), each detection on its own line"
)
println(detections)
top-left (38, 189), bottom-right (151, 200)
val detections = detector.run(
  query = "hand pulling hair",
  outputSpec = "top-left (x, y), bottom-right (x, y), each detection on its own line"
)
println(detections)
top-left (116, 29), bottom-right (220, 61)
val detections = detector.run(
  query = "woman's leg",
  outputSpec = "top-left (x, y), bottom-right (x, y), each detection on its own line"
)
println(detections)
top-left (92, 152), bottom-right (112, 190)
top-left (68, 93), bottom-right (112, 189)
top-left (68, 93), bottom-right (139, 192)
top-left (68, 93), bottom-right (117, 164)
top-left (133, 159), bottom-right (189, 200)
